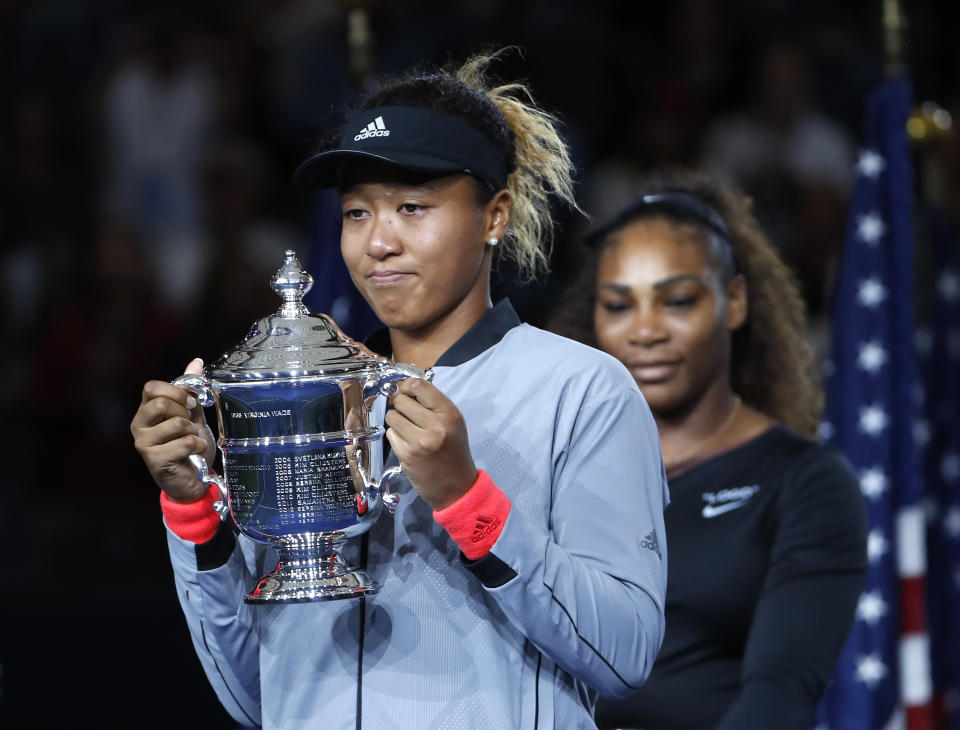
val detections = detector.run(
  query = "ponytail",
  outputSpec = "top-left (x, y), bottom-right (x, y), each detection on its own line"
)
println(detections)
top-left (456, 51), bottom-right (581, 278)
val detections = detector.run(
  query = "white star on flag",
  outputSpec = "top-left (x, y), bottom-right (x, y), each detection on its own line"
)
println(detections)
top-left (856, 149), bottom-right (886, 178)
top-left (858, 404), bottom-right (889, 436)
top-left (857, 277), bottom-right (887, 308)
top-left (914, 419), bottom-right (932, 449)
top-left (938, 270), bottom-right (960, 303)
top-left (856, 590), bottom-right (888, 625)
top-left (856, 213), bottom-right (887, 245)
top-left (943, 452), bottom-right (960, 483)
top-left (867, 529), bottom-right (889, 563)
top-left (856, 341), bottom-right (888, 373)
top-left (855, 654), bottom-right (888, 688)
top-left (860, 467), bottom-right (888, 500)
top-left (943, 507), bottom-right (960, 539)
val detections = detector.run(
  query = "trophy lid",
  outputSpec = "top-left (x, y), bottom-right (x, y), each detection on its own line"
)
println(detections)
top-left (207, 250), bottom-right (381, 381)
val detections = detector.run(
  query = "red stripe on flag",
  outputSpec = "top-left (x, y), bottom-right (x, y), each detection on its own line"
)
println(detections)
top-left (905, 703), bottom-right (934, 730)
top-left (900, 576), bottom-right (926, 634)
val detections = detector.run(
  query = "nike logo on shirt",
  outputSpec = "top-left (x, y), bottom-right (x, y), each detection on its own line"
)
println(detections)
top-left (702, 500), bottom-right (751, 518)
top-left (700, 485), bottom-right (759, 519)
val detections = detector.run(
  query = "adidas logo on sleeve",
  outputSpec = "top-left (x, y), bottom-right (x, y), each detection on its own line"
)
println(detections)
top-left (640, 529), bottom-right (662, 560)
top-left (354, 115), bottom-right (390, 141)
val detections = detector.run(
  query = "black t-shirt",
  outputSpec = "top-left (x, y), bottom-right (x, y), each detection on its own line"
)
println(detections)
top-left (596, 426), bottom-right (867, 730)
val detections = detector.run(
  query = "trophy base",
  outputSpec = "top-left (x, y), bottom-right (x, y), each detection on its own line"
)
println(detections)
top-left (244, 532), bottom-right (379, 604)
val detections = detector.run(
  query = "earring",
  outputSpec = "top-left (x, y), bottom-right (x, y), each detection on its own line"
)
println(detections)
top-left (488, 237), bottom-right (499, 246)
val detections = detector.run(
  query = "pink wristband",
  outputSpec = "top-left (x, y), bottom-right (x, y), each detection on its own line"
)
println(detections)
top-left (433, 470), bottom-right (511, 560)
top-left (160, 483), bottom-right (222, 544)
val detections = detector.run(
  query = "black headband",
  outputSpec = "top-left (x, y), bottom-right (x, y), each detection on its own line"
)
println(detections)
top-left (586, 189), bottom-right (731, 247)
top-left (293, 106), bottom-right (510, 191)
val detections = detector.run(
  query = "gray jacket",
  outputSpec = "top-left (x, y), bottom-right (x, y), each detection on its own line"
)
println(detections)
top-left (166, 300), bottom-right (669, 729)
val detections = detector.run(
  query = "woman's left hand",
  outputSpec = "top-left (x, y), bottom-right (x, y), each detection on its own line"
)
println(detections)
top-left (384, 378), bottom-right (478, 510)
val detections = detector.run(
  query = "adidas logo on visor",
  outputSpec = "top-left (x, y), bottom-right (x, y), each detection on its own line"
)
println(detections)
top-left (354, 115), bottom-right (390, 141)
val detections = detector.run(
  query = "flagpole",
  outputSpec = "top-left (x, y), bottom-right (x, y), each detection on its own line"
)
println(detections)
top-left (896, 0), bottom-right (960, 723)
top-left (883, 0), bottom-right (906, 78)
top-left (335, 0), bottom-right (377, 90)
top-left (347, 2), bottom-right (373, 90)
top-left (879, 5), bottom-right (938, 727)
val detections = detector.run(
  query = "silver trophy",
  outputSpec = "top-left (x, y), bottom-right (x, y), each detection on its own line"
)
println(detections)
top-left (173, 250), bottom-right (429, 603)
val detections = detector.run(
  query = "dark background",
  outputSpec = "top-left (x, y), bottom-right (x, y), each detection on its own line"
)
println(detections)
top-left (1, 0), bottom-right (958, 727)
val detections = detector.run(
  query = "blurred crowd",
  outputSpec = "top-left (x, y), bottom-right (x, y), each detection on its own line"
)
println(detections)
top-left (0, 0), bottom-right (957, 725)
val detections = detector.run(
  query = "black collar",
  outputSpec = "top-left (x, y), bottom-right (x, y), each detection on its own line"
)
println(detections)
top-left (364, 299), bottom-right (522, 367)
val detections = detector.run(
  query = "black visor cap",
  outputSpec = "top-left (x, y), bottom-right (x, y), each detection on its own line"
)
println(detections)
top-left (294, 106), bottom-right (510, 191)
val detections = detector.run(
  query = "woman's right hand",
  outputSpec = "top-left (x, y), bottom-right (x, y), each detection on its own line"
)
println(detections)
top-left (131, 358), bottom-right (217, 504)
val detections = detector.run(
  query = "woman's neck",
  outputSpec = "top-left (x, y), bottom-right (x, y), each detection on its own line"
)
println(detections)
top-left (388, 292), bottom-right (492, 370)
top-left (656, 381), bottom-right (773, 469)
top-left (656, 379), bottom-right (740, 466)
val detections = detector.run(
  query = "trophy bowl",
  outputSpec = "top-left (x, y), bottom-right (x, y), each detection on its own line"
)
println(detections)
top-left (172, 250), bottom-right (429, 604)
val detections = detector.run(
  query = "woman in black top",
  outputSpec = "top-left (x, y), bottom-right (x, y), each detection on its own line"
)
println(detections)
top-left (551, 169), bottom-right (867, 730)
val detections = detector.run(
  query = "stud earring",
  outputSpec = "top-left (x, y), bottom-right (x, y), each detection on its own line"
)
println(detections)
top-left (488, 237), bottom-right (499, 246)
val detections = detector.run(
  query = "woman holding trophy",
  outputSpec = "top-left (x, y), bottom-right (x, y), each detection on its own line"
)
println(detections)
top-left (131, 52), bottom-right (669, 729)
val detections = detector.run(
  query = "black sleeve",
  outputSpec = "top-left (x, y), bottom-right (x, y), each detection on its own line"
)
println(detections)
top-left (716, 447), bottom-right (868, 730)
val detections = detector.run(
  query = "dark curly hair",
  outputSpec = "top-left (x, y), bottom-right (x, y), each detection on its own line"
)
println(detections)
top-left (548, 169), bottom-right (823, 437)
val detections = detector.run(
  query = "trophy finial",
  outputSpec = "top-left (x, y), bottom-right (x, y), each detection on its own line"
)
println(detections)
top-left (271, 250), bottom-right (313, 317)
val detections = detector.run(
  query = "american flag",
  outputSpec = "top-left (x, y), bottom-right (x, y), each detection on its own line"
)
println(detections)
top-left (920, 209), bottom-right (960, 728)
top-left (815, 77), bottom-right (933, 730)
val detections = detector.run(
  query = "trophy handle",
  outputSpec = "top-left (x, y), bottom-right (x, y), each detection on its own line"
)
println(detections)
top-left (171, 374), bottom-right (230, 521)
top-left (377, 466), bottom-right (404, 514)
top-left (354, 452), bottom-right (405, 515)
top-left (358, 363), bottom-right (434, 513)
top-left (363, 361), bottom-right (434, 400)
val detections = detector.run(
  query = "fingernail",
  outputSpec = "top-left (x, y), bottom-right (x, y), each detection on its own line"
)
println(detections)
top-left (186, 396), bottom-right (198, 409)
top-left (194, 424), bottom-right (201, 436)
